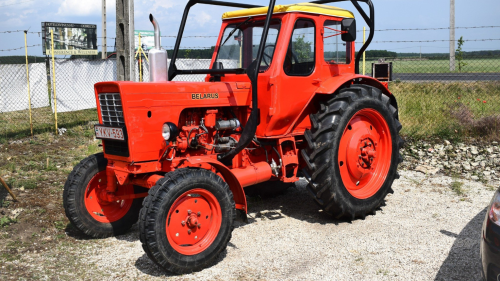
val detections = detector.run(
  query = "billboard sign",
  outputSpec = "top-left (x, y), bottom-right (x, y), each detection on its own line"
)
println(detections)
top-left (134, 30), bottom-right (157, 52)
top-left (42, 22), bottom-right (98, 55)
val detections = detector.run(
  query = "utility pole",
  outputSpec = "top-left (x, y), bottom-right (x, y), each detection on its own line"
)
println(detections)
top-left (116, 0), bottom-right (135, 81)
top-left (101, 0), bottom-right (107, 59)
top-left (449, 0), bottom-right (455, 71)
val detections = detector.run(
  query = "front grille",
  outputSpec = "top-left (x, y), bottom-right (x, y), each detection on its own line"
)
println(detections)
top-left (98, 93), bottom-right (130, 157)
top-left (103, 140), bottom-right (130, 157)
top-left (99, 93), bottom-right (125, 127)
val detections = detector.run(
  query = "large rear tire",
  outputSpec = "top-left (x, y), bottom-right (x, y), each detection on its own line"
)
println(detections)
top-left (63, 153), bottom-right (144, 238)
top-left (139, 168), bottom-right (235, 274)
top-left (301, 85), bottom-right (403, 220)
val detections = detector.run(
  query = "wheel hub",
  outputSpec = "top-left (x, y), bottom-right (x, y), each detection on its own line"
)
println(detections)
top-left (358, 138), bottom-right (377, 168)
top-left (186, 213), bottom-right (200, 228)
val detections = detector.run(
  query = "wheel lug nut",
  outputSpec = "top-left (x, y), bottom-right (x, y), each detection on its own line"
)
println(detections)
top-left (188, 210), bottom-right (191, 214)
top-left (188, 229), bottom-right (192, 234)
top-left (181, 221), bottom-right (185, 226)
top-left (198, 224), bottom-right (201, 228)
top-left (197, 212), bottom-right (201, 216)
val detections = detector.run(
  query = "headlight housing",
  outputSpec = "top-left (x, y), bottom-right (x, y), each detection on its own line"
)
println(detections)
top-left (162, 122), bottom-right (178, 141)
top-left (489, 189), bottom-right (500, 227)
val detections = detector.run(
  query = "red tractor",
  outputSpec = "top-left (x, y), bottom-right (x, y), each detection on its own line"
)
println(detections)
top-left (63, 0), bottom-right (402, 274)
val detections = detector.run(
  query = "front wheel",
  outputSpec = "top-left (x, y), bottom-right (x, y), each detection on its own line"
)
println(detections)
top-left (139, 168), bottom-right (235, 274)
top-left (301, 85), bottom-right (403, 220)
top-left (63, 153), bottom-right (144, 238)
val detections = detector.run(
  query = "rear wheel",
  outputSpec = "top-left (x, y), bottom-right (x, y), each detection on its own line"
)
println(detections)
top-left (301, 85), bottom-right (403, 220)
top-left (63, 153), bottom-right (144, 238)
top-left (139, 168), bottom-right (235, 274)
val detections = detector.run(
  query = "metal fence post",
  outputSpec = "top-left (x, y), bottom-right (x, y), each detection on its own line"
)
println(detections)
top-left (50, 29), bottom-right (58, 134)
top-left (363, 26), bottom-right (366, 76)
top-left (24, 30), bottom-right (33, 137)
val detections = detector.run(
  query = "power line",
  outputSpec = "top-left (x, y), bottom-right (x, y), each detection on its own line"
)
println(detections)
top-left (363, 38), bottom-right (500, 43)
top-left (362, 25), bottom-right (500, 32)
top-left (0, 44), bottom-right (41, 52)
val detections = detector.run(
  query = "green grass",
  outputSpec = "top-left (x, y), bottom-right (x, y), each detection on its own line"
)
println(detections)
top-left (450, 179), bottom-right (466, 196)
top-left (391, 81), bottom-right (500, 140)
top-left (360, 58), bottom-right (500, 74)
top-left (0, 107), bottom-right (97, 139)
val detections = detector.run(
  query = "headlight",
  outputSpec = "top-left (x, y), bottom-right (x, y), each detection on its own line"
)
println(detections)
top-left (489, 190), bottom-right (500, 227)
top-left (162, 122), bottom-right (178, 141)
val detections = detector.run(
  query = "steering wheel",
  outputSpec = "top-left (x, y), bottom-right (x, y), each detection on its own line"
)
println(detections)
top-left (283, 48), bottom-right (299, 72)
top-left (262, 45), bottom-right (276, 66)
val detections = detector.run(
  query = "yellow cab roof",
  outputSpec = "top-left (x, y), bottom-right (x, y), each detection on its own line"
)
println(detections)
top-left (221, 3), bottom-right (354, 20)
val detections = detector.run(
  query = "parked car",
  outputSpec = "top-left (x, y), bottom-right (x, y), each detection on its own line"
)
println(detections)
top-left (481, 186), bottom-right (500, 281)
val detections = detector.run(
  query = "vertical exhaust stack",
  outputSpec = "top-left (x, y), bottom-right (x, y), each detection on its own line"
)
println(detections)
top-left (148, 14), bottom-right (169, 82)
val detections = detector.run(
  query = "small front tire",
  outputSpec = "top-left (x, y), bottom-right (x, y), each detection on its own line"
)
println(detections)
top-left (139, 168), bottom-right (236, 274)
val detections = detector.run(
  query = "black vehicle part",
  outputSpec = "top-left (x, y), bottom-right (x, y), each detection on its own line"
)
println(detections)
top-left (301, 85), bottom-right (403, 220)
top-left (244, 181), bottom-right (292, 198)
top-left (139, 168), bottom-right (236, 274)
top-left (63, 153), bottom-right (145, 238)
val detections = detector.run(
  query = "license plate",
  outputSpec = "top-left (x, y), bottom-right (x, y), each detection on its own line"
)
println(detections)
top-left (95, 126), bottom-right (125, 141)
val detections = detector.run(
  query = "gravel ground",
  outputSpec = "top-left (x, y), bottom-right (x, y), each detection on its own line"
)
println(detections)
top-left (29, 170), bottom-right (492, 281)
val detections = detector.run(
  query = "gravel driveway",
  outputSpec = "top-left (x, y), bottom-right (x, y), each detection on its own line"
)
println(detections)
top-left (39, 169), bottom-right (491, 281)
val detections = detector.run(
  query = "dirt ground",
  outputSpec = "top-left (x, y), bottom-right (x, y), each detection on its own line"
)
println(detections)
top-left (0, 127), bottom-right (497, 280)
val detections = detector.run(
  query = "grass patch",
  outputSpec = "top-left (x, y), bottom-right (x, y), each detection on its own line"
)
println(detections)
top-left (391, 81), bottom-right (500, 140)
top-left (450, 179), bottom-right (466, 196)
top-left (0, 216), bottom-right (17, 227)
top-left (0, 107), bottom-right (97, 139)
top-left (7, 178), bottom-right (37, 190)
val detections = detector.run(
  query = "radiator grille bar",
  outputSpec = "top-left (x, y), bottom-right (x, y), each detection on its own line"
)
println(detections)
top-left (99, 93), bottom-right (125, 127)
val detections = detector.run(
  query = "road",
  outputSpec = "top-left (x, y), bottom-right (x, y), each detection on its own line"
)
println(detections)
top-left (393, 72), bottom-right (500, 82)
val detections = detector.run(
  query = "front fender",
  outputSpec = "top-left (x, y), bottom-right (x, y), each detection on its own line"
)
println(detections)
top-left (183, 156), bottom-right (247, 213)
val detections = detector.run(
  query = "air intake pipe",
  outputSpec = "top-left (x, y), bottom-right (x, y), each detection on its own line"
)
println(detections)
top-left (148, 14), bottom-right (168, 82)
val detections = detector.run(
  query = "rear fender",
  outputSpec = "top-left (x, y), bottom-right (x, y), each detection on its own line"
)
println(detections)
top-left (316, 74), bottom-right (399, 119)
top-left (182, 156), bottom-right (247, 213)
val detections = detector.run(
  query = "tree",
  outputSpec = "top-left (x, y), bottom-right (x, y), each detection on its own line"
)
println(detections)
top-left (456, 36), bottom-right (467, 72)
top-left (293, 35), bottom-right (312, 61)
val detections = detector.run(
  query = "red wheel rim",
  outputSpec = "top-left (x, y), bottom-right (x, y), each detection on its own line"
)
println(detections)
top-left (84, 171), bottom-right (134, 223)
top-left (166, 188), bottom-right (222, 256)
top-left (338, 108), bottom-right (392, 199)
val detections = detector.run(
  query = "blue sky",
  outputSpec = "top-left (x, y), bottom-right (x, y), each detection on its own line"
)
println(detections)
top-left (1, 0), bottom-right (499, 57)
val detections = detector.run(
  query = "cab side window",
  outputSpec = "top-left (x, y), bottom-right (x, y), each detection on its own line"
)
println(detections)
top-left (324, 20), bottom-right (351, 64)
top-left (284, 19), bottom-right (315, 76)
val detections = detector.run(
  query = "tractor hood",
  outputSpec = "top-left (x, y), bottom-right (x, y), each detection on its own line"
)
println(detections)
top-left (94, 81), bottom-right (251, 162)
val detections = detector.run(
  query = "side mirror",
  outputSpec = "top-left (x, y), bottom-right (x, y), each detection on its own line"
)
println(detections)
top-left (341, 18), bottom-right (356, 42)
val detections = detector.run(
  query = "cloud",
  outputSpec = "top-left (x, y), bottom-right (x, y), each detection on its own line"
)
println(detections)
top-left (57, 0), bottom-right (116, 17)
top-left (193, 11), bottom-right (213, 26)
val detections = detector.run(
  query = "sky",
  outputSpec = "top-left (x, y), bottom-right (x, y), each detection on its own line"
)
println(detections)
top-left (0, 0), bottom-right (499, 57)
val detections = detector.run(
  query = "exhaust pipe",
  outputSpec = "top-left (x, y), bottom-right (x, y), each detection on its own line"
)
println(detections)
top-left (148, 14), bottom-right (168, 82)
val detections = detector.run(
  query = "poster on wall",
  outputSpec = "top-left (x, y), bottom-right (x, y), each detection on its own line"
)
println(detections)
top-left (42, 22), bottom-right (98, 55)
top-left (134, 30), bottom-right (156, 52)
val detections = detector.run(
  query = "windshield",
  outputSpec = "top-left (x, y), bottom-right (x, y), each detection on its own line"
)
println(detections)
top-left (215, 19), bottom-right (281, 72)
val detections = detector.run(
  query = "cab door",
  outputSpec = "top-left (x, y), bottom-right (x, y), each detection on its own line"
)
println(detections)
top-left (265, 16), bottom-right (321, 136)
